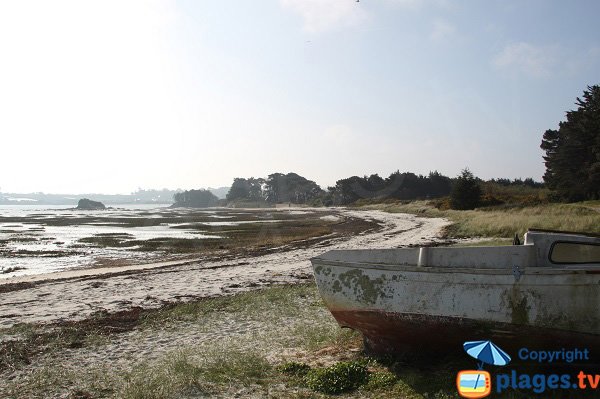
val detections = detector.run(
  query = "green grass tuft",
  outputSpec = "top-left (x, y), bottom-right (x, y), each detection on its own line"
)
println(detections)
top-left (365, 370), bottom-right (398, 389)
top-left (304, 361), bottom-right (369, 394)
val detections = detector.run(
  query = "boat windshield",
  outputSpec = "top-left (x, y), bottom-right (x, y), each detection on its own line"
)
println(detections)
top-left (550, 242), bottom-right (600, 264)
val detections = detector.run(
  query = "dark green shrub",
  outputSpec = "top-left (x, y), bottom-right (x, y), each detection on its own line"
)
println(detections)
top-left (304, 361), bottom-right (369, 394)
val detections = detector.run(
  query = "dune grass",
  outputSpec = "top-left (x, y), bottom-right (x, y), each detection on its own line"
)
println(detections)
top-left (0, 284), bottom-right (346, 398)
top-left (120, 348), bottom-right (274, 399)
top-left (359, 200), bottom-right (600, 239)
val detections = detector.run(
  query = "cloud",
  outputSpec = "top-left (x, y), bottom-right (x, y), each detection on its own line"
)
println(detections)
top-left (492, 42), bottom-right (558, 77)
top-left (280, 0), bottom-right (367, 33)
top-left (429, 19), bottom-right (456, 42)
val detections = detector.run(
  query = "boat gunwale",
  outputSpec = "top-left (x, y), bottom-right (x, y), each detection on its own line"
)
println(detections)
top-left (527, 228), bottom-right (600, 239)
top-left (311, 258), bottom-right (600, 276)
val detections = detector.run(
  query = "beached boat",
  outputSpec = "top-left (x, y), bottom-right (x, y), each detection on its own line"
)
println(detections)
top-left (310, 229), bottom-right (600, 356)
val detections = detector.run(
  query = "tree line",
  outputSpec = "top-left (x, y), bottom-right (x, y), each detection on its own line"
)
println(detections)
top-left (171, 170), bottom-right (548, 209)
top-left (173, 169), bottom-right (547, 209)
top-left (221, 170), bottom-right (543, 209)
top-left (327, 171), bottom-right (452, 205)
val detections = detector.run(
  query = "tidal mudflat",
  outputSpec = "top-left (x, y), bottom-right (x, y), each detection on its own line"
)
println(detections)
top-left (0, 205), bottom-right (364, 278)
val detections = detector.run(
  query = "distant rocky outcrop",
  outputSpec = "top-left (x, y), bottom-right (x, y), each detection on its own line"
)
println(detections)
top-left (76, 198), bottom-right (106, 210)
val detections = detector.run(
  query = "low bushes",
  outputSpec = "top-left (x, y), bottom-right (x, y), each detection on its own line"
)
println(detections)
top-left (278, 360), bottom-right (398, 395)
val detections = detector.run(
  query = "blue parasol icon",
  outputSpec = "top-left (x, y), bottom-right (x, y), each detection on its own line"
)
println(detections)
top-left (463, 340), bottom-right (511, 370)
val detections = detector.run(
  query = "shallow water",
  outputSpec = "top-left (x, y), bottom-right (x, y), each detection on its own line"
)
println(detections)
top-left (0, 205), bottom-right (301, 279)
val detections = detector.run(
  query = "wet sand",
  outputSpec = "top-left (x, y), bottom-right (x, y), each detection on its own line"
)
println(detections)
top-left (0, 209), bottom-right (450, 327)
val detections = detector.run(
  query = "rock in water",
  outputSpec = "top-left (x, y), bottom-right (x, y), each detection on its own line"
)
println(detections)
top-left (76, 198), bottom-right (106, 210)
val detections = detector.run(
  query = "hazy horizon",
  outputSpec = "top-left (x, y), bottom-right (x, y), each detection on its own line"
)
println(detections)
top-left (1, 1), bottom-right (598, 194)
top-left (0, 169), bottom-right (544, 197)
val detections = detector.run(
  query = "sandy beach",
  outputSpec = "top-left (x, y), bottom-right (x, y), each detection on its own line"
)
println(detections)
top-left (0, 209), bottom-right (449, 327)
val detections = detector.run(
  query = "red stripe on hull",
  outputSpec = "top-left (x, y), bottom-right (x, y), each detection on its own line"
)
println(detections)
top-left (330, 309), bottom-right (600, 362)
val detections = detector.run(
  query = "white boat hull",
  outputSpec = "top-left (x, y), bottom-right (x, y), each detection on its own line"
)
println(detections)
top-left (311, 230), bottom-right (600, 357)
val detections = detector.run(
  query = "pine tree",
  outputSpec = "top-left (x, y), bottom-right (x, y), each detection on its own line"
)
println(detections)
top-left (450, 168), bottom-right (482, 210)
top-left (541, 85), bottom-right (600, 201)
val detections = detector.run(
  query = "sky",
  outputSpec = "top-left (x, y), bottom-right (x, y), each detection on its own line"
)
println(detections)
top-left (0, 0), bottom-right (599, 194)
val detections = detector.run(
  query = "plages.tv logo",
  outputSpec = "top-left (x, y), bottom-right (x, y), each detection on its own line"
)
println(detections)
top-left (457, 340), bottom-right (511, 398)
